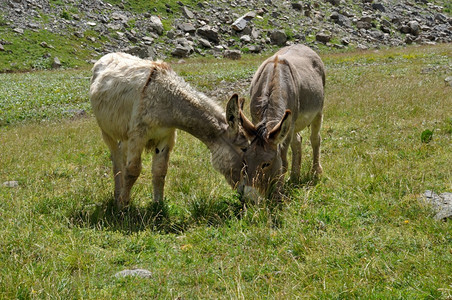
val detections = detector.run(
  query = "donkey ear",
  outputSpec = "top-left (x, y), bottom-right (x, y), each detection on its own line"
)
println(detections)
top-left (268, 110), bottom-right (292, 144)
top-left (226, 94), bottom-right (240, 132)
top-left (239, 110), bottom-right (257, 139)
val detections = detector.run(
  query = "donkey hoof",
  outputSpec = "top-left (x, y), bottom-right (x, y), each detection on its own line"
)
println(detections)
top-left (310, 165), bottom-right (323, 177)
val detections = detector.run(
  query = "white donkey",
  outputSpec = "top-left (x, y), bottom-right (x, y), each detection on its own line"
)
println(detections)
top-left (90, 53), bottom-right (247, 208)
top-left (238, 44), bottom-right (326, 200)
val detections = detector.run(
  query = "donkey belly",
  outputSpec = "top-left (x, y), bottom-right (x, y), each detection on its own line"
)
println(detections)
top-left (293, 110), bottom-right (320, 132)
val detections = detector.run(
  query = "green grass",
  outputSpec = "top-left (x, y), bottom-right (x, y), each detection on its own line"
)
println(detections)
top-left (0, 28), bottom-right (104, 72)
top-left (0, 44), bottom-right (451, 298)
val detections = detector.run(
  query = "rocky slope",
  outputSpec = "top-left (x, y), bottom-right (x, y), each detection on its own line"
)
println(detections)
top-left (1, 0), bottom-right (451, 65)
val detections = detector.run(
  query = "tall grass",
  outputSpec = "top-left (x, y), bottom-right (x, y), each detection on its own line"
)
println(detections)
top-left (0, 44), bottom-right (451, 298)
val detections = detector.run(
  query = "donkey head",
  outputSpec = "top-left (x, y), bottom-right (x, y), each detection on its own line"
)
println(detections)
top-left (238, 107), bottom-right (292, 200)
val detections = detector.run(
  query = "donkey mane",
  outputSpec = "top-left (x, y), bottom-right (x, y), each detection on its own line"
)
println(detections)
top-left (253, 55), bottom-right (296, 133)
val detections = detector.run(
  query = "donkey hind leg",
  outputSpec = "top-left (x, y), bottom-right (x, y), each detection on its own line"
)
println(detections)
top-left (310, 112), bottom-right (323, 176)
top-left (101, 131), bottom-right (125, 203)
top-left (151, 130), bottom-right (176, 202)
top-left (119, 134), bottom-right (145, 208)
top-left (290, 132), bottom-right (302, 183)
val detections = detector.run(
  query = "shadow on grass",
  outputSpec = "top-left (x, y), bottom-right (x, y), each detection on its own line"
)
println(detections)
top-left (287, 172), bottom-right (323, 191)
top-left (69, 195), bottom-right (246, 234)
top-left (69, 197), bottom-right (181, 233)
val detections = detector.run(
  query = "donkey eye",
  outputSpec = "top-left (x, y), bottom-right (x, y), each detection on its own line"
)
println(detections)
top-left (241, 147), bottom-right (247, 153)
top-left (261, 162), bottom-right (271, 169)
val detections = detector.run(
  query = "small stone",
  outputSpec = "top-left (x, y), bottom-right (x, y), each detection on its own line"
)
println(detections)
top-left (248, 45), bottom-right (261, 53)
top-left (240, 35), bottom-right (251, 43)
top-left (181, 6), bottom-right (194, 19)
top-left (172, 44), bottom-right (193, 57)
top-left (40, 42), bottom-right (54, 49)
top-left (114, 269), bottom-right (153, 279)
top-left (270, 30), bottom-right (287, 46)
top-left (178, 22), bottom-right (196, 33)
top-left (52, 57), bottom-right (61, 68)
top-left (13, 28), bottom-right (24, 34)
top-left (198, 38), bottom-right (212, 48)
top-left (292, 2), bottom-right (303, 11)
top-left (445, 76), bottom-right (452, 87)
top-left (223, 49), bottom-right (241, 60)
top-left (422, 191), bottom-right (452, 221)
top-left (3, 181), bottom-right (19, 188)
top-left (316, 32), bottom-right (331, 43)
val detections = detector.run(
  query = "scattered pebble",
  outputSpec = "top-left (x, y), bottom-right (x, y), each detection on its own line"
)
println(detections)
top-left (114, 269), bottom-right (153, 279)
top-left (3, 181), bottom-right (19, 188)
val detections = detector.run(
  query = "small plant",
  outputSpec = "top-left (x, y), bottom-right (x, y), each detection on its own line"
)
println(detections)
top-left (60, 11), bottom-right (71, 20)
top-left (421, 129), bottom-right (433, 143)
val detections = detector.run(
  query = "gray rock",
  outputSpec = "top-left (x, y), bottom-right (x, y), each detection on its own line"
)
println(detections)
top-left (330, 12), bottom-right (351, 27)
top-left (231, 12), bottom-right (256, 32)
top-left (408, 20), bottom-right (420, 36)
top-left (251, 28), bottom-right (261, 39)
top-left (341, 37), bottom-right (350, 45)
top-left (28, 22), bottom-right (40, 29)
top-left (0, 44), bottom-right (4, 51)
top-left (197, 25), bottom-right (219, 43)
top-left (13, 28), bottom-right (24, 34)
top-left (371, 2), bottom-right (385, 12)
top-left (248, 44), bottom-right (261, 53)
top-left (357, 21), bottom-right (372, 30)
top-left (445, 76), bottom-right (452, 87)
top-left (316, 32), bottom-right (331, 43)
top-left (400, 25), bottom-right (411, 34)
top-left (198, 38), bottom-right (212, 48)
top-left (292, 2), bottom-right (302, 11)
top-left (422, 191), bottom-right (452, 220)
top-left (178, 22), bottom-right (196, 33)
top-left (326, 0), bottom-right (340, 6)
top-left (52, 57), bottom-right (61, 68)
top-left (232, 18), bottom-right (248, 32)
top-left (125, 46), bottom-right (155, 59)
top-left (223, 49), bottom-right (241, 60)
top-left (3, 181), bottom-right (19, 188)
top-left (181, 6), bottom-right (194, 19)
top-left (172, 44), bottom-right (193, 57)
top-left (149, 16), bottom-right (164, 35)
top-left (270, 30), bottom-right (287, 46)
top-left (240, 35), bottom-right (251, 43)
top-left (115, 269), bottom-right (153, 279)
top-left (40, 42), bottom-right (54, 49)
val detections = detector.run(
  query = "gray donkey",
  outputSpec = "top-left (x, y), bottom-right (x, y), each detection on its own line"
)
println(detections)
top-left (238, 44), bottom-right (326, 200)
top-left (90, 53), bottom-right (247, 208)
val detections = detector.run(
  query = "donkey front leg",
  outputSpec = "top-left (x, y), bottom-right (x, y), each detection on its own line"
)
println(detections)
top-left (151, 132), bottom-right (175, 202)
top-left (310, 113), bottom-right (323, 176)
top-left (101, 131), bottom-right (125, 203)
top-left (290, 132), bottom-right (302, 183)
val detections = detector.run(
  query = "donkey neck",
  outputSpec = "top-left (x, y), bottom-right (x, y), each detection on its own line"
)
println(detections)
top-left (150, 73), bottom-right (242, 183)
top-left (149, 71), bottom-right (230, 147)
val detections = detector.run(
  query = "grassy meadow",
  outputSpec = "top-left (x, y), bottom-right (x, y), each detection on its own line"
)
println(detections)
top-left (0, 44), bottom-right (451, 298)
